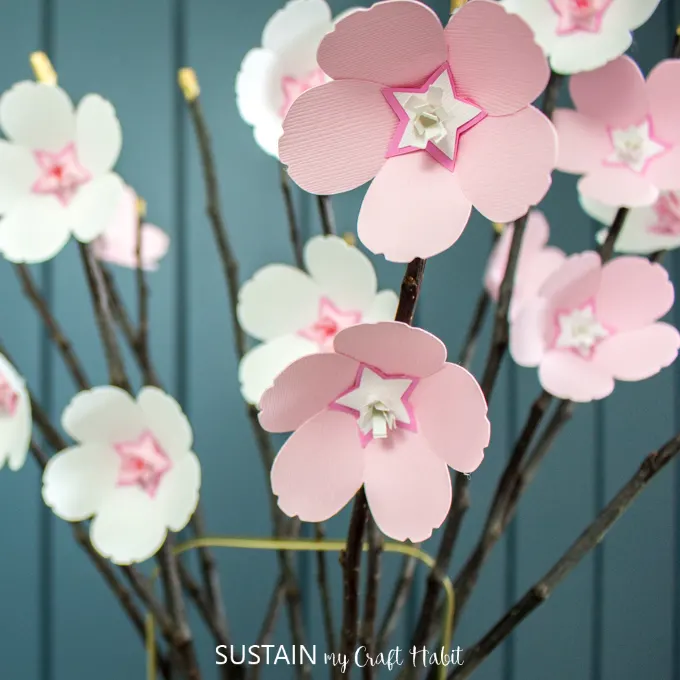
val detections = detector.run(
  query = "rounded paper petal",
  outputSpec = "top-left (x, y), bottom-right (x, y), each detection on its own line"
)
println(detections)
top-left (594, 323), bottom-right (680, 381)
top-left (363, 429), bottom-right (451, 543)
top-left (540, 251), bottom-right (602, 312)
top-left (75, 94), bottom-right (122, 175)
top-left (445, 0), bottom-right (549, 116)
top-left (271, 409), bottom-right (364, 522)
top-left (239, 335), bottom-right (318, 406)
top-left (645, 146), bottom-right (680, 192)
top-left (646, 60), bottom-right (680, 145)
top-left (456, 107), bottom-right (556, 223)
top-left (333, 322), bottom-right (447, 378)
top-left (577, 168), bottom-right (658, 208)
top-left (155, 452), bottom-right (201, 532)
top-left (42, 444), bottom-right (118, 521)
top-left (606, 0), bottom-right (662, 31)
top-left (514, 247), bottom-right (567, 319)
top-left (595, 257), bottom-right (674, 332)
top-left (500, 0), bottom-right (560, 54)
top-left (510, 298), bottom-right (550, 367)
top-left (94, 222), bottom-right (170, 271)
top-left (259, 352), bottom-right (359, 433)
top-left (358, 153), bottom-right (472, 262)
top-left (279, 80), bottom-right (396, 195)
top-left (0, 81), bottom-right (75, 151)
top-left (137, 387), bottom-right (193, 460)
top-left (236, 49), bottom-right (283, 128)
top-left (304, 235), bottom-right (377, 312)
top-left (363, 290), bottom-right (399, 323)
top-left (0, 353), bottom-right (32, 471)
top-left (0, 141), bottom-right (38, 213)
top-left (553, 109), bottom-right (610, 174)
top-left (237, 264), bottom-right (321, 341)
top-left (262, 0), bottom-right (331, 57)
top-left (538, 350), bottom-right (614, 402)
top-left (68, 173), bottom-right (125, 243)
top-left (412, 364), bottom-right (489, 473)
top-left (317, 0), bottom-right (446, 87)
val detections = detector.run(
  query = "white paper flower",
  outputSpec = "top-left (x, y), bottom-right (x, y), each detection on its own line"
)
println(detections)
top-left (0, 353), bottom-right (31, 471)
top-left (501, 0), bottom-right (661, 74)
top-left (237, 235), bottom-right (399, 405)
top-left (0, 81), bottom-right (124, 263)
top-left (42, 386), bottom-right (200, 565)
top-left (236, 0), bottom-right (357, 157)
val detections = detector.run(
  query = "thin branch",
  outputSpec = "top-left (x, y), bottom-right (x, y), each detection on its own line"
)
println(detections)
top-left (395, 258), bottom-right (426, 324)
top-left (376, 555), bottom-right (417, 653)
top-left (317, 195), bottom-right (336, 236)
top-left (251, 576), bottom-right (287, 680)
top-left (541, 70), bottom-right (564, 121)
top-left (458, 289), bottom-right (491, 370)
top-left (598, 207), bottom-right (629, 262)
top-left (280, 166), bottom-right (304, 269)
top-left (135, 204), bottom-right (154, 386)
top-left (315, 524), bottom-right (338, 664)
top-left (360, 519), bottom-right (383, 680)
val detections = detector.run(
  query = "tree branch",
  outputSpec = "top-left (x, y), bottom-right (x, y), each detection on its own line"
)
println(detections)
top-left (280, 166), bottom-right (304, 269)
top-left (317, 195), bottom-right (336, 236)
top-left (360, 519), bottom-right (383, 680)
top-left (314, 524), bottom-right (338, 666)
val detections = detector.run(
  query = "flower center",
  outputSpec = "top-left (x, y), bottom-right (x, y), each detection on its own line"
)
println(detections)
top-left (554, 304), bottom-right (609, 358)
top-left (297, 297), bottom-right (362, 351)
top-left (114, 431), bottom-right (172, 498)
top-left (32, 142), bottom-right (91, 206)
top-left (649, 192), bottom-right (680, 236)
top-left (0, 374), bottom-right (18, 417)
top-left (357, 400), bottom-right (398, 440)
top-left (279, 67), bottom-right (326, 118)
top-left (605, 119), bottom-right (669, 174)
top-left (549, 0), bottom-right (612, 34)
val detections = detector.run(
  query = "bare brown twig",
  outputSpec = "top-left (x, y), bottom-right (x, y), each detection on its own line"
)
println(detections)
top-left (317, 195), bottom-right (336, 236)
top-left (280, 166), bottom-right (304, 269)
top-left (361, 520), bottom-right (383, 680)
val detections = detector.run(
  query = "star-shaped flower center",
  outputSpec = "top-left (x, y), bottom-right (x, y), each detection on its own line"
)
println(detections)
top-left (297, 297), bottom-right (362, 351)
top-left (32, 143), bottom-right (91, 206)
top-left (114, 431), bottom-right (172, 498)
top-left (383, 63), bottom-right (486, 171)
top-left (648, 192), bottom-right (680, 236)
top-left (605, 118), bottom-right (670, 174)
top-left (554, 304), bottom-right (609, 358)
top-left (0, 373), bottom-right (18, 417)
top-left (549, 0), bottom-right (612, 35)
top-left (331, 365), bottom-right (418, 446)
top-left (278, 68), bottom-right (326, 118)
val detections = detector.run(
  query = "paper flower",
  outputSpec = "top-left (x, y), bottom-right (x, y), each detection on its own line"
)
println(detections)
top-left (280, 0), bottom-right (556, 263)
top-left (501, 0), bottom-right (661, 74)
top-left (238, 235), bottom-right (398, 405)
top-left (42, 386), bottom-right (201, 565)
top-left (583, 191), bottom-right (680, 254)
top-left (0, 353), bottom-right (31, 472)
top-left (554, 57), bottom-right (680, 209)
top-left (259, 322), bottom-right (490, 542)
top-left (92, 185), bottom-right (169, 271)
top-left (0, 81), bottom-right (125, 263)
top-left (510, 253), bottom-right (680, 402)
top-left (484, 211), bottom-right (566, 320)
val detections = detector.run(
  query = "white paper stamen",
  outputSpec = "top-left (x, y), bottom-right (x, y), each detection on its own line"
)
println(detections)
top-left (555, 306), bottom-right (609, 356)
top-left (358, 401), bottom-right (397, 439)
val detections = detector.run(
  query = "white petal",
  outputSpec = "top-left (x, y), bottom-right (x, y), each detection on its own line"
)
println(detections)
top-left (304, 235), bottom-right (377, 313)
top-left (0, 194), bottom-right (71, 263)
top-left (579, 193), bottom-right (620, 226)
top-left (90, 488), bottom-right (167, 565)
top-left (75, 94), bottom-right (122, 175)
top-left (606, 0), bottom-right (661, 30)
top-left (502, 0), bottom-right (559, 54)
top-left (68, 173), bottom-right (125, 243)
top-left (236, 48), bottom-right (284, 127)
top-left (0, 81), bottom-right (75, 151)
top-left (0, 353), bottom-right (31, 471)
top-left (42, 444), bottom-right (118, 521)
top-left (237, 264), bottom-right (321, 340)
top-left (62, 386), bottom-right (145, 445)
top-left (548, 28), bottom-right (631, 75)
top-left (0, 141), bottom-right (38, 214)
top-left (137, 387), bottom-right (193, 460)
top-left (155, 453), bottom-right (201, 532)
top-left (263, 0), bottom-right (331, 55)
top-left (254, 117), bottom-right (284, 158)
top-left (239, 335), bottom-right (318, 405)
top-left (363, 289), bottom-right (399, 323)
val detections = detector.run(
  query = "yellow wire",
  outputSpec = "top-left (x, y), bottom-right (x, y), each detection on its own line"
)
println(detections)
top-left (146, 536), bottom-right (455, 680)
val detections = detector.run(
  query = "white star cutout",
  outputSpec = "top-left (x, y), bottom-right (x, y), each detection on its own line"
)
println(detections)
top-left (555, 305), bottom-right (609, 357)
top-left (605, 119), bottom-right (669, 174)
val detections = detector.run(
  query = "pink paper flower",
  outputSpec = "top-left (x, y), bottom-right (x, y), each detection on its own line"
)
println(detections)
top-left (554, 56), bottom-right (680, 208)
top-left (510, 252), bottom-right (680, 402)
top-left (484, 211), bottom-right (566, 320)
top-left (279, 0), bottom-right (556, 263)
top-left (259, 322), bottom-right (490, 542)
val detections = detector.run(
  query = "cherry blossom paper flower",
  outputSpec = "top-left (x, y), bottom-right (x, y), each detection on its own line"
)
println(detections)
top-left (238, 235), bottom-right (398, 405)
top-left (510, 252), bottom-right (680, 402)
top-left (0, 353), bottom-right (31, 472)
top-left (259, 322), bottom-right (490, 542)
top-left (501, 0), bottom-right (660, 75)
top-left (554, 57), bottom-right (680, 209)
top-left (92, 185), bottom-right (169, 271)
top-left (280, 0), bottom-right (556, 263)
top-left (484, 211), bottom-right (566, 320)
top-left (42, 386), bottom-right (201, 565)
top-left (0, 81), bottom-right (125, 263)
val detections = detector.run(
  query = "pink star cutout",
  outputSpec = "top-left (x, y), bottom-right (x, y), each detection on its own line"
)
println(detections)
top-left (0, 373), bottom-right (18, 417)
top-left (32, 142), bottom-right (92, 206)
top-left (114, 431), bottom-right (172, 498)
top-left (297, 297), bottom-right (362, 351)
top-left (278, 68), bottom-right (326, 118)
top-left (649, 192), bottom-right (680, 236)
top-left (549, 0), bottom-right (613, 35)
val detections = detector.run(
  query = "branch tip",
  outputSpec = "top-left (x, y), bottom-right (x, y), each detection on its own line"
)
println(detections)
top-left (178, 67), bottom-right (200, 102)
top-left (30, 51), bottom-right (57, 85)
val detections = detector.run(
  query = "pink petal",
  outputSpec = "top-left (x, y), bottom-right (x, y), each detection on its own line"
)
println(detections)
top-left (279, 80), bottom-right (396, 195)
top-left (358, 153), bottom-right (472, 262)
top-left (412, 364), bottom-right (489, 474)
top-left (513, 247), bottom-right (567, 319)
top-left (363, 429), bottom-right (451, 543)
top-left (444, 0), bottom-right (549, 116)
top-left (595, 257), bottom-right (674, 332)
top-left (270, 409), bottom-right (364, 523)
top-left (570, 56), bottom-right (649, 128)
top-left (93, 223), bottom-right (169, 271)
top-left (317, 0), bottom-right (446, 87)
top-left (333, 322), bottom-right (447, 379)
top-left (539, 350), bottom-right (614, 403)
top-left (258, 352), bottom-right (359, 433)
top-left (646, 60), bottom-right (680, 145)
top-left (553, 109), bottom-right (611, 174)
top-left (577, 169), bottom-right (659, 208)
top-left (510, 298), bottom-right (550, 367)
top-left (646, 145), bottom-right (680, 192)
top-left (593, 323), bottom-right (680, 381)
top-left (456, 107), bottom-right (556, 223)
top-left (540, 251), bottom-right (601, 312)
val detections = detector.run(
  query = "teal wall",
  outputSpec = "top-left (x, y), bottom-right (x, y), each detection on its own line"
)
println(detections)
top-left (0, 0), bottom-right (678, 678)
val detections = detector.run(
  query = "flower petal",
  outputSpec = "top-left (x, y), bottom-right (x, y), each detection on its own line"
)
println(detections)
top-left (262, 0), bottom-right (331, 56)
top-left (539, 350), bottom-right (614, 402)
top-left (646, 59), bottom-right (680, 145)
top-left (94, 222), bottom-right (170, 271)
top-left (155, 453), bottom-right (201, 532)
top-left (510, 297), bottom-right (550, 367)
top-left (279, 80), bottom-right (396, 195)
top-left (363, 429), bottom-right (451, 543)
top-left (456, 107), bottom-right (556, 223)
top-left (75, 94), bottom-right (122, 175)
top-left (68, 173), bottom-right (125, 243)
top-left (358, 153), bottom-right (472, 262)
top-left (42, 444), bottom-right (118, 521)
top-left (645, 146), bottom-right (680, 192)
top-left (254, 117), bottom-right (285, 158)
top-left (259, 352), bottom-right (359, 433)
top-left (363, 290), bottom-right (399, 323)
top-left (0, 141), bottom-right (38, 213)
top-left (333, 322), bottom-right (447, 378)
top-left (270, 408), bottom-right (364, 522)
top-left (513, 247), bottom-right (567, 320)
top-left (540, 251), bottom-right (602, 312)
top-left (412, 364), bottom-right (489, 473)
top-left (0, 81), bottom-right (75, 151)
top-left (606, 0), bottom-right (661, 30)
top-left (553, 109), bottom-right (610, 174)
top-left (317, 0), bottom-right (446, 87)
top-left (0, 353), bottom-right (31, 471)
top-left (239, 334), bottom-right (319, 406)
top-left (547, 25), bottom-right (632, 75)
top-left (577, 168), bottom-right (658, 208)
top-left (236, 49), bottom-right (284, 127)
top-left (445, 0), bottom-right (549, 116)
top-left (137, 387), bottom-right (193, 460)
